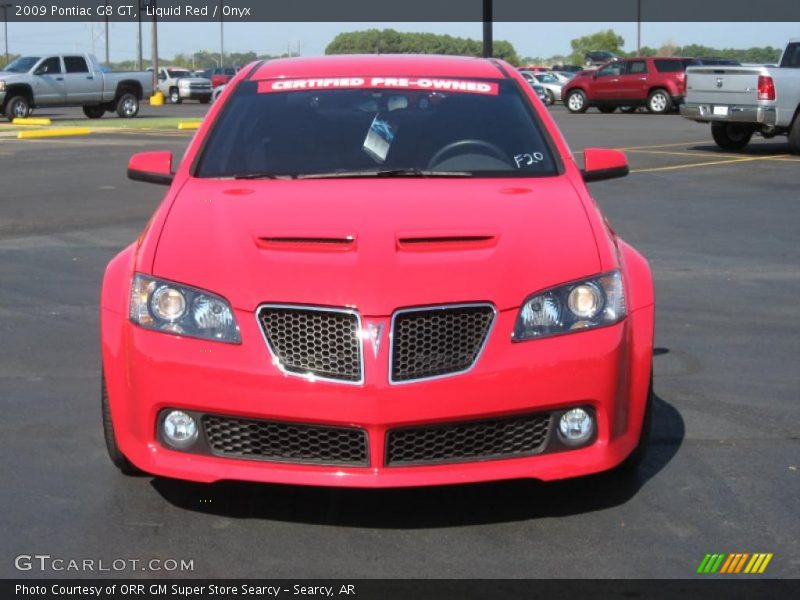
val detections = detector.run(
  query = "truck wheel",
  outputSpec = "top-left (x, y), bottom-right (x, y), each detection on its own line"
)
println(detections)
top-left (711, 123), bottom-right (753, 151)
top-left (115, 92), bottom-right (139, 118)
top-left (788, 114), bottom-right (800, 154)
top-left (101, 374), bottom-right (143, 476)
top-left (169, 88), bottom-right (182, 104)
top-left (646, 89), bottom-right (672, 114)
top-left (598, 106), bottom-right (617, 114)
top-left (566, 90), bottom-right (588, 113)
top-left (82, 105), bottom-right (105, 119)
top-left (4, 95), bottom-right (31, 121)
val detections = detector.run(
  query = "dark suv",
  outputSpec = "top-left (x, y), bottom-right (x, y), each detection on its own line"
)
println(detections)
top-left (563, 57), bottom-right (696, 114)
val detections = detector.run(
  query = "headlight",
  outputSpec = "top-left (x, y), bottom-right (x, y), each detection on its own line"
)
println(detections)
top-left (179, 80), bottom-right (191, 87)
top-left (512, 271), bottom-right (625, 341)
top-left (129, 274), bottom-right (240, 343)
top-left (0, 81), bottom-right (6, 92)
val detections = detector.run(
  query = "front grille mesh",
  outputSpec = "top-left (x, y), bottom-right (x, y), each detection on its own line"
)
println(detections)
top-left (386, 413), bottom-right (551, 466)
top-left (391, 305), bottom-right (495, 382)
top-left (203, 414), bottom-right (368, 466)
top-left (258, 307), bottom-right (361, 382)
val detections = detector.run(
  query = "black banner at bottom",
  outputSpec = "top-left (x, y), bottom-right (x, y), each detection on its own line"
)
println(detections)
top-left (4, 579), bottom-right (800, 600)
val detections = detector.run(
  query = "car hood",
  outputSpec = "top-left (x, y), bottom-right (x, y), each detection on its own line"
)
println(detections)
top-left (0, 71), bottom-right (27, 82)
top-left (152, 177), bottom-right (601, 315)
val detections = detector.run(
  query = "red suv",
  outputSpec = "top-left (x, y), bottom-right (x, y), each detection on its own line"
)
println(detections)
top-left (210, 67), bottom-right (238, 88)
top-left (563, 57), bottom-right (696, 114)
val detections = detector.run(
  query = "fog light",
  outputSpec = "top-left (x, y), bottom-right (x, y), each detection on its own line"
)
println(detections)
top-left (162, 410), bottom-right (198, 449)
top-left (557, 408), bottom-right (594, 446)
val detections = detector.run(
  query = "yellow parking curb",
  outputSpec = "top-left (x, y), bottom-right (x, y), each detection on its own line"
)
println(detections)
top-left (177, 121), bottom-right (201, 130)
top-left (17, 128), bottom-right (92, 139)
top-left (12, 117), bottom-right (52, 126)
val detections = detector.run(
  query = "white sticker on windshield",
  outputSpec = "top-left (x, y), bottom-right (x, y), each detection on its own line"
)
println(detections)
top-left (513, 152), bottom-right (545, 168)
top-left (362, 115), bottom-right (397, 164)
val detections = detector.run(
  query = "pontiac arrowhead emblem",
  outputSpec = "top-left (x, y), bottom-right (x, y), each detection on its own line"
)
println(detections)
top-left (365, 323), bottom-right (384, 358)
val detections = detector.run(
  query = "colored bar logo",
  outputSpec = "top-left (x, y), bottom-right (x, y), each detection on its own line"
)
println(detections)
top-left (697, 553), bottom-right (773, 574)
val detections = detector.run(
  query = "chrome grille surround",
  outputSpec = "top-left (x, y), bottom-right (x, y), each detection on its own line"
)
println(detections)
top-left (389, 303), bottom-right (497, 384)
top-left (256, 304), bottom-right (364, 385)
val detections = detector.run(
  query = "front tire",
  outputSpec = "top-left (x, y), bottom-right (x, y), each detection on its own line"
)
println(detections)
top-left (101, 375), bottom-right (142, 476)
top-left (169, 88), bottom-right (182, 104)
top-left (646, 89), bottom-right (672, 114)
top-left (617, 372), bottom-right (653, 472)
top-left (82, 105), bottom-right (105, 119)
top-left (566, 90), bottom-right (588, 113)
top-left (711, 122), bottom-right (753, 151)
top-left (115, 92), bottom-right (139, 118)
top-left (545, 89), bottom-right (555, 105)
top-left (4, 95), bottom-right (31, 121)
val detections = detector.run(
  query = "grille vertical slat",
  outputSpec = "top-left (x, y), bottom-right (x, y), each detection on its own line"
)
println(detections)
top-left (203, 414), bottom-right (369, 466)
top-left (386, 413), bottom-right (551, 466)
top-left (258, 306), bottom-right (362, 383)
top-left (390, 304), bottom-right (495, 382)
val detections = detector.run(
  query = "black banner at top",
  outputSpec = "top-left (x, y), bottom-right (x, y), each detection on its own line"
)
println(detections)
top-left (3, 0), bottom-right (800, 22)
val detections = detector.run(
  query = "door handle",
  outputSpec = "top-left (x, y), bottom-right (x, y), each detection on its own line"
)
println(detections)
top-left (56, 77), bottom-right (64, 81)
top-left (86, 76), bottom-right (94, 80)
top-left (639, 77), bottom-right (647, 80)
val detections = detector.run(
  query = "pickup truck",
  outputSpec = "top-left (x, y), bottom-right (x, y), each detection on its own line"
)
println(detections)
top-left (154, 67), bottom-right (212, 104)
top-left (0, 53), bottom-right (152, 121)
top-left (681, 39), bottom-right (800, 152)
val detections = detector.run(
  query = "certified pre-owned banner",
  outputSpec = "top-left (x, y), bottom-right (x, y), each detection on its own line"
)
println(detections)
top-left (5, 0), bottom-right (800, 22)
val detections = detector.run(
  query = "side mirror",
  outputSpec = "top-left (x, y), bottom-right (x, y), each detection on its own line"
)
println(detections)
top-left (582, 148), bottom-right (629, 183)
top-left (128, 151), bottom-right (174, 185)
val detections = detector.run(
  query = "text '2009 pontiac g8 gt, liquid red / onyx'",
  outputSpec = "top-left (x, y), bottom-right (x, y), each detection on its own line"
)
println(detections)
top-left (101, 55), bottom-right (655, 488)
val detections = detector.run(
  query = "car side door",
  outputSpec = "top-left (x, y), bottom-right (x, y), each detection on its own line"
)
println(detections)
top-left (617, 59), bottom-right (649, 101)
top-left (63, 56), bottom-right (99, 104)
top-left (591, 61), bottom-right (625, 100)
top-left (31, 56), bottom-right (66, 106)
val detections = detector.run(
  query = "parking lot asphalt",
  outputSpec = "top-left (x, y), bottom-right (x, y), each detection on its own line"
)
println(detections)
top-left (1, 104), bottom-right (798, 579)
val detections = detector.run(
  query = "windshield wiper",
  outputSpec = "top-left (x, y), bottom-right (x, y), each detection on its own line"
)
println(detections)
top-left (296, 168), bottom-right (473, 180)
top-left (230, 173), bottom-right (295, 180)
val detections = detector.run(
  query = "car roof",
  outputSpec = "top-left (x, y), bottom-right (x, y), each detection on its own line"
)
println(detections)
top-left (250, 54), bottom-right (507, 80)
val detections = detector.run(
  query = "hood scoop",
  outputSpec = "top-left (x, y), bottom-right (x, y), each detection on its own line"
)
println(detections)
top-left (256, 235), bottom-right (356, 252)
top-left (396, 232), bottom-right (498, 252)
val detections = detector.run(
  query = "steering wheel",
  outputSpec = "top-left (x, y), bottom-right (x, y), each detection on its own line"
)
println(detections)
top-left (427, 139), bottom-right (512, 169)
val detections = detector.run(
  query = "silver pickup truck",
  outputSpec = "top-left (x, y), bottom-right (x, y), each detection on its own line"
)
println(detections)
top-left (154, 66), bottom-right (212, 104)
top-left (680, 39), bottom-right (800, 152)
top-left (0, 53), bottom-right (152, 121)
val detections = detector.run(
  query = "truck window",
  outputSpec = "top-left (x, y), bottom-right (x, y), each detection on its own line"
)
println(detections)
top-left (37, 57), bottom-right (62, 75)
top-left (627, 61), bottom-right (648, 74)
top-left (653, 59), bottom-right (683, 73)
top-left (780, 43), bottom-right (800, 68)
top-left (64, 56), bottom-right (89, 73)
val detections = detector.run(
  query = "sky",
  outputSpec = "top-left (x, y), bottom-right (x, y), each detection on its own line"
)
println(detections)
top-left (4, 21), bottom-right (798, 63)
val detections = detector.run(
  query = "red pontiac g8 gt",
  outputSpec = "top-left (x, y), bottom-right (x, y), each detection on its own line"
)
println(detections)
top-left (101, 55), bottom-right (655, 488)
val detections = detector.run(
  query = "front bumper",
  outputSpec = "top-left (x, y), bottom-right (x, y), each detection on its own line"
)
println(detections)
top-left (102, 305), bottom-right (653, 487)
top-left (179, 88), bottom-right (212, 100)
top-left (680, 102), bottom-right (777, 126)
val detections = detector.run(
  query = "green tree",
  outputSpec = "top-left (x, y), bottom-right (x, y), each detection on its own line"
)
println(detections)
top-left (569, 29), bottom-right (625, 65)
top-left (326, 29), bottom-right (520, 65)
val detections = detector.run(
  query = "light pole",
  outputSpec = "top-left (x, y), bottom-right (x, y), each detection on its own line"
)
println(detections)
top-left (637, 0), bottom-right (642, 53)
top-left (136, 2), bottom-right (143, 70)
top-left (104, 10), bottom-right (110, 65)
top-left (219, 0), bottom-right (224, 68)
top-left (151, 0), bottom-right (159, 91)
top-left (482, 0), bottom-right (492, 58)
top-left (1, 3), bottom-right (11, 67)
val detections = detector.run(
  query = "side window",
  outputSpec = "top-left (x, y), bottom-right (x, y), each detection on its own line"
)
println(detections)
top-left (628, 61), bottom-right (648, 75)
top-left (597, 63), bottom-right (622, 77)
top-left (64, 56), bottom-right (89, 73)
top-left (780, 43), bottom-right (800, 68)
top-left (38, 57), bottom-right (62, 75)
top-left (654, 59), bottom-right (682, 73)
top-left (158, 69), bottom-right (167, 81)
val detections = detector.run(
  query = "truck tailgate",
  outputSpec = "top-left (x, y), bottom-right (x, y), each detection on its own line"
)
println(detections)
top-left (685, 67), bottom-right (765, 106)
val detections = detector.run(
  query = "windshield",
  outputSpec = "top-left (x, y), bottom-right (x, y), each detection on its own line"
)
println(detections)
top-left (535, 73), bottom-right (559, 84)
top-left (3, 56), bottom-right (41, 73)
top-left (167, 69), bottom-right (192, 78)
top-left (196, 77), bottom-right (558, 179)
